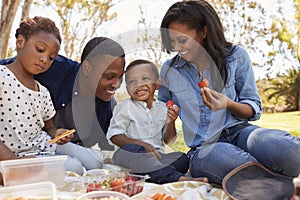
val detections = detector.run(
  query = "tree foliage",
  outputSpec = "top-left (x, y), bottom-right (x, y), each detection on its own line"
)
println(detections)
top-left (265, 67), bottom-right (300, 111)
top-left (44, 0), bottom-right (117, 61)
top-left (263, 0), bottom-right (300, 110)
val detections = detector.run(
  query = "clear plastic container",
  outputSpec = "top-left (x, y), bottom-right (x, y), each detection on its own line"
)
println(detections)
top-left (78, 191), bottom-right (131, 200)
top-left (0, 181), bottom-right (57, 200)
top-left (86, 173), bottom-right (148, 197)
top-left (0, 155), bottom-right (67, 187)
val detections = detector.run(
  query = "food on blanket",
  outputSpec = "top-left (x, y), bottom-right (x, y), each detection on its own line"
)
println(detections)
top-left (146, 193), bottom-right (177, 200)
top-left (86, 175), bottom-right (144, 197)
top-left (48, 129), bottom-right (75, 143)
top-left (198, 78), bottom-right (209, 88)
top-left (166, 100), bottom-right (174, 108)
top-left (148, 193), bottom-right (177, 200)
top-left (92, 197), bottom-right (126, 200)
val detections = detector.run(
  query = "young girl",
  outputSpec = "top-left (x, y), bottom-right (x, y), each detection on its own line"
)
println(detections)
top-left (0, 16), bottom-right (102, 175)
top-left (107, 59), bottom-right (208, 184)
top-left (158, 0), bottom-right (299, 196)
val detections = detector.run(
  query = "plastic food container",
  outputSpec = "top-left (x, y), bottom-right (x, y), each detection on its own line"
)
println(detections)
top-left (0, 181), bottom-right (57, 200)
top-left (0, 155), bottom-right (67, 187)
top-left (86, 173), bottom-right (148, 197)
top-left (78, 191), bottom-right (131, 200)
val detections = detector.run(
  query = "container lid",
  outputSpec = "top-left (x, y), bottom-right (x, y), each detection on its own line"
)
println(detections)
top-left (0, 155), bottom-right (68, 167)
top-left (0, 181), bottom-right (57, 199)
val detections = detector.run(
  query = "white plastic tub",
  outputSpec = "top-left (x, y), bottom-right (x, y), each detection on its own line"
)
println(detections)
top-left (0, 181), bottom-right (57, 199)
top-left (0, 155), bottom-right (67, 187)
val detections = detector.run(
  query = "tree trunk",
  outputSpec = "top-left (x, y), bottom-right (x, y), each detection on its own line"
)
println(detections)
top-left (21, 0), bottom-right (33, 20)
top-left (0, 0), bottom-right (21, 58)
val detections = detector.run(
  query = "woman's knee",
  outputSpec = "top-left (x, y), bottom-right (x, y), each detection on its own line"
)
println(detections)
top-left (248, 128), bottom-right (300, 177)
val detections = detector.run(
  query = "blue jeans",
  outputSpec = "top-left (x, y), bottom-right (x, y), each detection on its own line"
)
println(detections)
top-left (112, 144), bottom-right (189, 184)
top-left (188, 122), bottom-right (300, 185)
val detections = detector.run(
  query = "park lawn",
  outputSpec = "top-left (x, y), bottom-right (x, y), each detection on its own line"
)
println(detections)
top-left (251, 111), bottom-right (300, 137)
top-left (170, 111), bottom-right (300, 153)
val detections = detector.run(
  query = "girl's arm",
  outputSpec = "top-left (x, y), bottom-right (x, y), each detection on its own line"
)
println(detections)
top-left (43, 119), bottom-right (57, 138)
top-left (43, 119), bottom-right (73, 144)
top-left (0, 140), bottom-right (18, 161)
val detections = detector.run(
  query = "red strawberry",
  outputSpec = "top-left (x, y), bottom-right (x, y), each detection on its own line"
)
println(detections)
top-left (136, 185), bottom-right (143, 193)
top-left (166, 100), bottom-right (174, 108)
top-left (125, 175), bottom-right (136, 182)
top-left (125, 175), bottom-right (137, 187)
top-left (198, 78), bottom-right (209, 88)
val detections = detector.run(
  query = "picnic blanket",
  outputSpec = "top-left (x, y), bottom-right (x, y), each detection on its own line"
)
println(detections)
top-left (132, 181), bottom-right (230, 200)
top-left (57, 180), bottom-right (230, 200)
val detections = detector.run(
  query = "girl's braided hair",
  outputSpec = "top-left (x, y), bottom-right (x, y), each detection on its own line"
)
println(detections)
top-left (15, 16), bottom-right (61, 44)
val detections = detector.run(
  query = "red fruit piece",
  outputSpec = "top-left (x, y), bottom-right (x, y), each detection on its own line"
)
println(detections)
top-left (198, 78), bottom-right (209, 88)
top-left (110, 178), bottom-right (125, 187)
top-left (125, 175), bottom-right (136, 182)
top-left (125, 175), bottom-right (137, 187)
top-left (166, 100), bottom-right (174, 108)
top-left (132, 185), bottom-right (143, 195)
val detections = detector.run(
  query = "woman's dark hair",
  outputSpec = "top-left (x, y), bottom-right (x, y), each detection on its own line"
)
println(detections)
top-left (15, 16), bottom-right (61, 44)
top-left (160, 0), bottom-right (232, 84)
top-left (125, 59), bottom-right (159, 84)
top-left (81, 37), bottom-right (125, 63)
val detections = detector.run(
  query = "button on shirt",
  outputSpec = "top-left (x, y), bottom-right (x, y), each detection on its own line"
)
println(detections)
top-left (107, 99), bottom-right (170, 152)
top-left (158, 45), bottom-right (262, 148)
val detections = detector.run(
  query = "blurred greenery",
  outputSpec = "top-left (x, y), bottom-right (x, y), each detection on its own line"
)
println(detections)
top-left (170, 111), bottom-right (300, 153)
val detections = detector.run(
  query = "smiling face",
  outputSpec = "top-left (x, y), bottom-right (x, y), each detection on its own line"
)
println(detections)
top-left (81, 54), bottom-right (125, 101)
top-left (16, 31), bottom-right (60, 75)
top-left (125, 63), bottom-right (160, 107)
top-left (168, 22), bottom-right (206, 63)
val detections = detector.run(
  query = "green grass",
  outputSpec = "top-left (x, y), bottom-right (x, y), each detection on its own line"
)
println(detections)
top-left (170, 111), bottom-right (300, 153)
top-left (251, 111), bottom-right (300, 137)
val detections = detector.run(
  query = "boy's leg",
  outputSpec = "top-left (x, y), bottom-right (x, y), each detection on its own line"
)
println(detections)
top-left (113, 144), bottom-right (183, 184)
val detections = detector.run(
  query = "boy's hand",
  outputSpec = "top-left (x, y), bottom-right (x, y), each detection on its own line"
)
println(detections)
top-left (143, 143), bottom-right (161, 160)
top-left (167, 104), bottom-right (180, 124)
top-left (49, 129), bottom-right (75, 145)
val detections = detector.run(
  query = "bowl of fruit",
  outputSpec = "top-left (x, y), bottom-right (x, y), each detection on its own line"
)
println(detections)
top-left (86, 173), bottom-right (149, 197)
